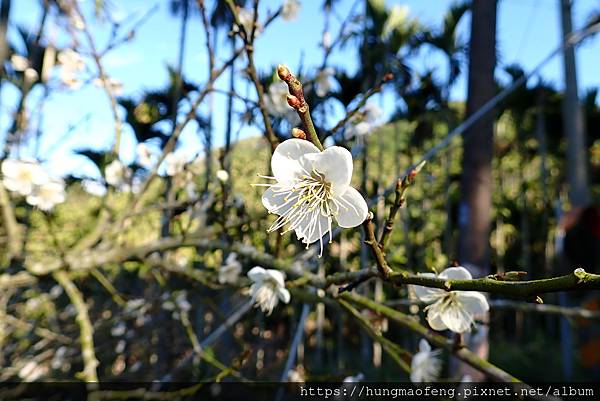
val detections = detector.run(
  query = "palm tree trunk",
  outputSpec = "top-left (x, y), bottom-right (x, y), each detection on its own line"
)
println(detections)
top-left (458, 0), bottom-right (497, 277)
top-left (560, 0), bottom-right (590, 207)
top-left (456, 0), bottom-right (497, 381)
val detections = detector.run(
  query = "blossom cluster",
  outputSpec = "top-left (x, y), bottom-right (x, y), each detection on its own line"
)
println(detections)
top-left (1, 159), bottom-right (66, 211)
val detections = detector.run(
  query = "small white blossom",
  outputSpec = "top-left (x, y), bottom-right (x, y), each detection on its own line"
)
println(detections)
top-left (11, 54), bottom-right (29, 71)
top-left (282, 0), bottom-right (300, 21)
top-left (175, 291), bottom-right (191, 312)
top-left (257, 139), bottom-right (368, 256)
top-left (265, 81), bottom-right (299, 124)
top-left (164, 152), bottom-right (187, 176)
top-left (216, 169), bottom-right (229, 182)
top-left (345, 121), bottom-right (372, 139)
top-left (26, 180), bottom-right (66, 211)
top-left (343, 373), bottom-right (364, 382)
top-left (363, 102), bottom-right (383, 122)
top-left (105, 159), bottom-right (129, 189)
top-left (315, 68), bottom-right (334, 97)
top-left (411, 266), bottom-right (489, 333)
top-left (235, 8), bottom-right (262, 37)
top-left (322, 31), bottom-right (331, 50)
top-left (58, 49), bottom-right (84, 89)
top-left (136, 143), bottom-right (155, 169)
top-left (247, 266), bottom-right (290, 315)
top-left (1, 159), bottom-right (49, 196)
top-left (219, 253), bottom-right (242, 284)
top-left (93, 77), bottom-right (123, 96)
top-left (81, 179), bottom-right (107, 197)
top-left (410, 339), bottom-right (442, 383)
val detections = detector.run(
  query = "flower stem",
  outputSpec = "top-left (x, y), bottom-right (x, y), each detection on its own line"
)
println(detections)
top-left (277, 64), bottom-right (324, 151)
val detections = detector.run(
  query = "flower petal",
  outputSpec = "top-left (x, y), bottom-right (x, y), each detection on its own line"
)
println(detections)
top-left (439, 266), bottom-right (472, 280)
top-left (299, 146), bottom-right (352, 195)
top-left (265, 269), bottom-right (286, 288)
top-left (411, 274), bottom-right (445, 303)
top-left (439, 302), bottom-right (473, 333)
top-left (418, 339), bottom-right (431, 353)
top-left (456, 291), bottom-right (489, 317)
top-left (277, 287), bottom-right (291, 304)
top-left (271, 139), bottom-right (319, 184)
top-left (262, 186), bottom-right (295, 215)
top-left (425, 301), bottom-right (449, 331)
top-left (247, 266), bottom-right (267, 283)
top-left (295, 211), bottom-right (331, 245)
top-left (333, 187), bottom-right (368, 228)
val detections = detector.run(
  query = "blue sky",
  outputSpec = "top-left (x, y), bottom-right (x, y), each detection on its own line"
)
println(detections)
top-left (2, 0), bottom-right (600, 178)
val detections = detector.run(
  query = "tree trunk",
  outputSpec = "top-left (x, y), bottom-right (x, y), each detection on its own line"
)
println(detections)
top-left (456, 0), bottom-right (497, 382)
top-left (560, 0), bottom-right (590, 207)
top-left (458, 0), bottom-right (497, 278)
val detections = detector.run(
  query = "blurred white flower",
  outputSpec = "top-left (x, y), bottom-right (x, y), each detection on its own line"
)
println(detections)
top-left (315, 67), bottom-right (334, 97)
top-left (287, 366), bottom-right (305, 383)
top-left (343, 373), bottom-right (364, 383)
top-left (219, 252), bottom-right (242, 284)
top-left (247, 266), bottom-right (290, 315)
top-left (282, 0), bottom-right (300, 21)
top-left (1, 159), bottom-right (48, 196)
top-left (382, 4), bottom-right (410, 39)
top-left (322, 31), bottom-right (331, 50)
top-left (105, 159), bottom-right (129, 189)
top-left (411, 266), bottom-right (489, 333)
top-left (26, 180), bottom-right (66, 211)
top-left (265, 81), bottom-right (299, 124)
top-left (58, 49), bottom-right (84, 89)
top-left (216, 169), bottom-right (229, 182)
top-left (258, 139), bottom-right (368, 256)
top-left (345, 121), bottom-right (372, 139)
top-left (165, 152), bottom-right (187, 176)
top-left (93, 76), bottom-right (123, 96)
top-left (81, 179), bottom-right (107, 197)
top-left (235, 8), bottom-right (262, 37)
top-left (363, 102), bottom-right (383, 122)
top-left (11, 54), bottom-right (29, 71)
top-left (175, 291), bottom-right (191, 312)
top-left (136, 143), bottom-right (155, 169)
top-left (410, 339), bottom-right (442, 383)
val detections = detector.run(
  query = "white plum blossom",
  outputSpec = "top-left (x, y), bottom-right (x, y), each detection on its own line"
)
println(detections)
top-left (164, 152), bottom-right (188, 176)
top-left (136, 143), bottom-right (155, 169)
top-left (410, 339), bottom-right (442, 383)
top-left (411, 266), bottom-right (489, 333)
top-left (216, 169), bottom-right (230, 183)
top-left (93, 77), bottom-right (123, 96)
top-left (265, 81), bottom-right (299, 124)
top-left (26, 180), bottom-right (66, 211)
top-left (345, 121), bottom-right (372, 140)
top-left (363, 102), bottom-right (383, 122)
top-left (57, 49), bottom-right (84, 89)
top-left (282, 0), bottom-right (300, 21)
top-left (322, 31), bottom-right (331, 50)
top-left (219, 253), bottom-right (242, 285)
top-left (105, 159), bottom-right (129, 189)
top-left (1, 159), bottom-right (49, 196)
top-left (235, 8), bottom-right (262, 38)
top-left (315, 68), bottom-right (334, 97)
top-left (247, 266), bottom-right (290, 315)
top-left (257, 139), bottom-right (368, 256)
